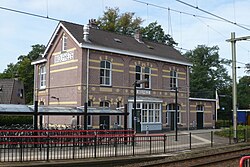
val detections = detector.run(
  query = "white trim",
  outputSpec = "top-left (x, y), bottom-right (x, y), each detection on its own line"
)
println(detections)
top-left (31, 59), bottom-right (47, 65)
top-left (189, 97), bottom-right (217, 102)
top-left (43, 23), bottom-right (81, 58)
top-left (81, 43), bottom-right (193, 67)
top-left (128, 99), bottom-right (163, 103)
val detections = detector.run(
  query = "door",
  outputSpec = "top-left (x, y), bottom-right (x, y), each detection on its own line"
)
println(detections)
top-left (99, 116), bottom-right (110, 130)
top-left (197, 112), bottom-right (204, 129)
top-left (170, 112), bottom-right (175, 130)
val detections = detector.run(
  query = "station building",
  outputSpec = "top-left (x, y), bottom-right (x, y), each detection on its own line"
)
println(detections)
top-left (32, 20), bottom-right (216, 131)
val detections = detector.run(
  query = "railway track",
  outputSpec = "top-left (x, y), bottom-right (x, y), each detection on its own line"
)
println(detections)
top-left (140, 146), bottom-right (250, 167)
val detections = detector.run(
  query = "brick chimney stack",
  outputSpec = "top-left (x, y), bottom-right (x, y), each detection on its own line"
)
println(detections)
top-left (83, 24), bottom-right (90, 42)
top-left (89, 19), bottom-right (98, 28)
top-left (134, 29), bottom-right (143, 43)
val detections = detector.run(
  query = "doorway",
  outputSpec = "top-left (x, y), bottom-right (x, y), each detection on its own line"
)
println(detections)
top-left (99, 116), bottom-right (110, 130)
top-left (197, 112), bottom-right (204, 129)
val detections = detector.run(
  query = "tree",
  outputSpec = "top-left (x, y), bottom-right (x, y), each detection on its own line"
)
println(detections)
top-left (237, 76), bottom-right (250, 109)
top-left (97, 7), bottom-right (177, 46)
top-left (141, 21), bottom-right (178, 46)
top-left (97, 7), bottom-right (143, 35)
top-left (184, 45), bottom-right (231, 98)
top-left (245, 63), bottom-right (250, 74)
top-left (0, 44), bottom-right (45, 104)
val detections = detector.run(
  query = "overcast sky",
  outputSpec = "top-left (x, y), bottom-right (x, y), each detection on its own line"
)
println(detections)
top-left (1, 0), bottom-right (250, 78)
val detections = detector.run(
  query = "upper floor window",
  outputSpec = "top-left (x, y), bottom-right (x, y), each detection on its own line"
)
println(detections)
top-left (135, 66), bottom-right (151, 89)
top-left (100, 100), bottom-right (110, 108)
top-left (39, 65), bottom-right (46, 89)
top-left (100, 60), bottom-right (111, 86)
top-left (136, 66), bottom-right (142, 88)
top-left (170, 70), bottom-right (178, 89)
top-left (196, 105), bottom-right (204, 112)
top-left (144, 67), bottom-right (151, 89)
top-left (62, 34), bottom-right (67, 51)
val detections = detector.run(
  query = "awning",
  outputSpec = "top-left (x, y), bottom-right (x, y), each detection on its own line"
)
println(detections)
top-left (0, 104), bottom-right (128, 116)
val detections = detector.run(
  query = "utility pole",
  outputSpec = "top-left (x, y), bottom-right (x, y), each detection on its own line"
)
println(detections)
top-left (175, 87), bottom-right (178, 141)
top-left (226, 32), bottom-right (250, 142)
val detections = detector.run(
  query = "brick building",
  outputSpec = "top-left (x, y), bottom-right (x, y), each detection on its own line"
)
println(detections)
top-left (32, 21), bottom-right (216, 131)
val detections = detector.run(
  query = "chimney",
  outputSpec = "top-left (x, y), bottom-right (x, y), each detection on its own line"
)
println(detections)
top-left (134, 29), bottom-right (143, 43)
top-left (83, 24), bottom-right (90, 42)
top-left (89, 19), bottom-right (98, 28)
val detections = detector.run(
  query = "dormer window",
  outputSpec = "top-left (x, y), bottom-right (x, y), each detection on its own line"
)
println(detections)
top-left (62, 34), bottom-right (67, 52)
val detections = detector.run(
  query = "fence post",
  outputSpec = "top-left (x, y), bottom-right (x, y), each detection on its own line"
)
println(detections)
top-left (211, 131), bottom-right (213, 147)
top-left (73, 137), bottom-right (75, 159)
top-left (47, 134), bottom-right (50, 161)
top-left (20, 137), bottom-right (23, 162)
top-left (132, 135), bottom-right (135, 156)
top-left (189, 132), bottom-right (192, 150)
top-left (164, 134), bottom-right (166, 153)
top-left (94, 135), bottom-right (97, 158)
top-left (150, 136), bottom-right (152, 155)
top-left (229, 129), bottom-right (232, 144)
top-left (115, 137), bottom-right (117, 157)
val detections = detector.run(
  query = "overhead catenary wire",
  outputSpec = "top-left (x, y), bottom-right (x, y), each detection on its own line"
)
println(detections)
top-left (175, 0), bottom-right (250, 31)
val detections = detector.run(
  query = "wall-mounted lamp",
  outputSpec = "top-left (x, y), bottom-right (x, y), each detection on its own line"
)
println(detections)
top-left (51, 96), bottom-right (59, 101)
top-left (0, 85), bottom-right (3, 91)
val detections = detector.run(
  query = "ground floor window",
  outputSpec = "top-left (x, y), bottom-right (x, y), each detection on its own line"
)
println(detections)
top-left (137, 102), bottom-right (161, 123)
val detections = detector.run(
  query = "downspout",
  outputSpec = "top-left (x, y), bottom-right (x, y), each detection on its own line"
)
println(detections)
top-left (187, 66), bottom-right (190, 131)
top-left (86, 49), bottom-right (89, 103)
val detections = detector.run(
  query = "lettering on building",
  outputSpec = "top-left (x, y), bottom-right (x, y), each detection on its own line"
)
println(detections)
top-left (54, 51), bottom-right (74, 64)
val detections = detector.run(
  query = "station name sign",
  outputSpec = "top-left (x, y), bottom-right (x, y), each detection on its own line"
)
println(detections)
top-left (54, 51), bottom-right (74, 64)
top-left (137, 89), bottom-right (151, 95)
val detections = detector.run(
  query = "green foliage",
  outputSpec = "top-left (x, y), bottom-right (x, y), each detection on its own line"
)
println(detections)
top-left (0, 44), bottom-right (45, 104)
top-left (214, 125), bottom-right (248, 140)
top-left (141, 21), bottom-right (177, 46)
top-left (184, 45), bottom-right (231, 98)
top-left (97, 7), bottom-right (177, 46)
top-left (97, 7), bottom-right (143, 35)
top-left (0, 116), bottom-right (32, 126)
top-left (237, 76), bottom-right (250, 109)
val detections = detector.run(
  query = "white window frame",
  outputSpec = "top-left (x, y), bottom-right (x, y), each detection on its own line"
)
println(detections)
top-left (100, 100), bottom-right (110, 108)
top-left (167, 103), bottom-right (181, 124)
top-left (136, 66), bottom-right (142, 88)
top-left (144, 67), bottom-right (151, 89)
top-left (170, 70), bottom-right (178, 89)
top-left (140, 103), bottom-right (161, 123)
top-left (39, 65), bottom-right (46, 89)
top-left (62, 34), bottom-right (67, 52)
top-left (100, 60), bottom-right (112, 86)
top-left (196, 105), bottom-right (204, 112)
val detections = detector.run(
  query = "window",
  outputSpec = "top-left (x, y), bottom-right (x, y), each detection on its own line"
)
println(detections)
top-left (144, 67), bottom-right (151, 89)
top-left (167, 103), bottom-right (181, 124)
top-left (141, 103), bottom-right (161, 123)
top-left (62, 34), bottom-right (67, 51)
top-left (88, 100), bottom-right (93, 107)
top-left (39, 65), bottom-right (46, 89)
top-left (135, 66), bottom-right (151, 89)
top-left (170, 70), bottom-right (178, 89)
top-left (100, 100), bottom-right (110, 108)
top-left (136, 66), bottom-right (142, 88)
top-left (87, 115), bottom-right (92, 126)
top-left (196, 105), bottom-right (204, 112)
top-left (100, 60), bottom-right (111, 86)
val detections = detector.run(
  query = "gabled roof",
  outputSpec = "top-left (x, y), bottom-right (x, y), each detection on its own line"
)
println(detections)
top-left (0, 79), bottom-right (15, 104)
top-left (42, 21), bottom-right (191, 66)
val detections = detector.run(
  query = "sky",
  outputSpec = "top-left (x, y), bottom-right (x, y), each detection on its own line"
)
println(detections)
top-left (1, 0), bottom-right (250, 78)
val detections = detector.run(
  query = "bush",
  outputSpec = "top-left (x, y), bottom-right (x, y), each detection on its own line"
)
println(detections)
top-left (0, 116), bottom-right (33, 126)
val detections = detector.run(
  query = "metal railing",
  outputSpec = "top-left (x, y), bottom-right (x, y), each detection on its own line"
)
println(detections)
top-left (0, 129), bottom-right (248, 162)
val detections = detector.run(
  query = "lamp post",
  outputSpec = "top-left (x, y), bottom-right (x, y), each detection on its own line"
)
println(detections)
top-left (226, 33), bottom-right (250, 142)
top-left (133, 79), bottom-right (148, 133)
top-left (174, 87), bottom-right (178, 141)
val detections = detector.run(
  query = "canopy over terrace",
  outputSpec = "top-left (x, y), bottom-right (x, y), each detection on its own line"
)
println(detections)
top-left (0, 104), bottom-right (128, 129)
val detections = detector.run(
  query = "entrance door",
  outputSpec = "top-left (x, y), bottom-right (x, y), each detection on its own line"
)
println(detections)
top-left (170, 112), bottom-right (175, 130)
top-left (99, 116), bottom-right (110, 130)
top-left (197, 112), bottom-right (203, 129)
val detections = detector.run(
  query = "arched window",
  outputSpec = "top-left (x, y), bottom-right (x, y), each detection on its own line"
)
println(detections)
top-left (196, 105), bottom-right (204, 112)
top-left (100, 60), bottom-right (111, 86)
top-left (100, 100), bottom-right (110, 108)
top-left (39, 101), bottom-right (45, 105)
